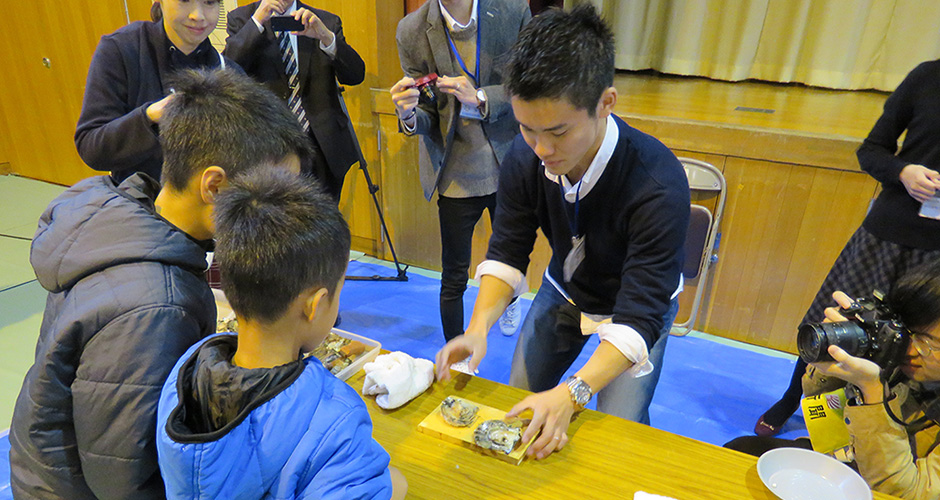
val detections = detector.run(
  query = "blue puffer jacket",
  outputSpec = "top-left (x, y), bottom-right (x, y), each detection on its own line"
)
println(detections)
top-left (157, 335), bottom-right (393, 499)
top-left (9, 173), bottom-right (216, 499)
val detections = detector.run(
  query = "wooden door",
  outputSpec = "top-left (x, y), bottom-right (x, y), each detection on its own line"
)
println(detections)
top-left (0, 1), bottom-right (136, 185)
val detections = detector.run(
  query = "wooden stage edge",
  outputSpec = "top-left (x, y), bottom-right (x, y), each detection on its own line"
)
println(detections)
top-left (374, 70), bottom-right (890, 171)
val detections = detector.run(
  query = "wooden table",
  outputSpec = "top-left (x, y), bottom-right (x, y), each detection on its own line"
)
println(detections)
top-left (346, 370), bottom-right (899, 500)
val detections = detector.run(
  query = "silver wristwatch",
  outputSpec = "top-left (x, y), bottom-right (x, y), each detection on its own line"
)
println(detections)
top-left (565, 375), bottom-right (592, 412)
top-left (475, 87), bottom-right (487, 117)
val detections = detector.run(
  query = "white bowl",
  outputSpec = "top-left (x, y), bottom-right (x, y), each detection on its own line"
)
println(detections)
top-left (757, 447), bottom-right (871, 500)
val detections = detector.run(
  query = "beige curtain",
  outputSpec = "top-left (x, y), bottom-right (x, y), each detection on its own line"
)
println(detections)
top-left (571, 0), bottom-right (940, 91)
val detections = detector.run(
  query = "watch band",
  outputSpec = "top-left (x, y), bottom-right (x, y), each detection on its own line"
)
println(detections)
top-left (565, 375), bottom-right (592, 412)
top-left (475, 88), bottom-right (487, 118)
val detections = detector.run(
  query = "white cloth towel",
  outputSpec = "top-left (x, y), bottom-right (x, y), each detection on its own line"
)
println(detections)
top-left (634, 492), bottom-right (677, 500)
top-left (361, 351), bottom-right (434, 409)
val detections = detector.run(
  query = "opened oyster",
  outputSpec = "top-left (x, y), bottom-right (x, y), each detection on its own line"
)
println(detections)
top-left (473, 419), bottom-right (523, 454)
top-left (439, 396), bottom-right (479, 427)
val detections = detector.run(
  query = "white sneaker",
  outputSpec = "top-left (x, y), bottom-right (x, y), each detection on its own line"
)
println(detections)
top-left (450, 357), bottom-right (474, 375)
top-left (499, 299), bottom-right (519, 336)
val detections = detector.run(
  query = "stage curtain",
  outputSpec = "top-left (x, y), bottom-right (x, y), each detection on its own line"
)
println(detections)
top-left (571, 0), bottom-right (940, 91)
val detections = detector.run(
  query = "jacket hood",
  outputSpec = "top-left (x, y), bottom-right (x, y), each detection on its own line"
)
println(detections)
top-left (30, 174), bottom-right (210, 293)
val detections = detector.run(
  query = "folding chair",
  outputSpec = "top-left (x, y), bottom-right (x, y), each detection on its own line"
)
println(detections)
top-left (671, 158), bottom-right (726, 336)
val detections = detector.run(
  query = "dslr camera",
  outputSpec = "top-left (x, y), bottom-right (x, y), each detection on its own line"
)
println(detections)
top-left (797, 291), bottom-right (911, 374)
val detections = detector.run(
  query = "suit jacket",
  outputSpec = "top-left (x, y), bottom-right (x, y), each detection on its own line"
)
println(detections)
top-left (396, 0), bottom-right (531, 200)
top-left (225, 2), bottom-right (365, 178)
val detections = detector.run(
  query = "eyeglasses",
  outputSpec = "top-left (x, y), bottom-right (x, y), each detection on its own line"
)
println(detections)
top-left (911, 332), bottom-right (940, 357)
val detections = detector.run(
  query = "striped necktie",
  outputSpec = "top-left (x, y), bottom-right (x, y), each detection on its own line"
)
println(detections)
top-left (277, 31), bottom-right (310, 132)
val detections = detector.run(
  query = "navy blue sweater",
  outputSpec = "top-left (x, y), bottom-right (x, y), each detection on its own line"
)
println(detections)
top-left (74, 21), bottom-right (230, 183)
top-left (487, 115), bottom-right (689, 348)
top-left (858, 59), bottom-right (940, 250)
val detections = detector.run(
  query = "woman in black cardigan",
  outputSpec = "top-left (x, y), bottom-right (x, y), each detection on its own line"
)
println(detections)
top-left (75, 0), bottom-right (231, 183)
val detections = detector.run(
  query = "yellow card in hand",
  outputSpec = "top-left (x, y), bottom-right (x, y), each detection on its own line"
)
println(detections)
top-left (801, 388), bottom-right (851, 454)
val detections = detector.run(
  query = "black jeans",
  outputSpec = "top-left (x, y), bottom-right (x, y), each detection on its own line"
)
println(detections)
top-left (437, 193), bottom-right (497, 341)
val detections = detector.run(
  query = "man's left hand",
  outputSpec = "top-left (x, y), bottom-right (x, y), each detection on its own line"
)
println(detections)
top-left (436, 76), bottom-right (480, 109)
top-left (505, 385), bottom-right (574, 460)
top-left (293, 8), bottom-right (334, 46)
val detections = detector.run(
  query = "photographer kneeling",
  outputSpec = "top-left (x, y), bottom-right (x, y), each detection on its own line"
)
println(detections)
top-left (726, 259), bottom-right (940, 500)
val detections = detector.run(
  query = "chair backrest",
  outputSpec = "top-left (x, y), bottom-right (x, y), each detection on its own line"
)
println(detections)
top-left (684, 205), bottom-right (712, 279)
top-left (673, 158), bottom-right (727, 335)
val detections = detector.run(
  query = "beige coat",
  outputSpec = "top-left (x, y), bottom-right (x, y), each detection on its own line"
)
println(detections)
top-left (804, 367), bottom-right (940, 499)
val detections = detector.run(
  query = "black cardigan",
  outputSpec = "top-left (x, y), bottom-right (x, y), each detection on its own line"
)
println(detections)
top-left (74, 21), bottom-right (231, 183)
top-left (487, 115), bottom-right (690, 348)
top-left (857, 59), bottom-right (940, 250)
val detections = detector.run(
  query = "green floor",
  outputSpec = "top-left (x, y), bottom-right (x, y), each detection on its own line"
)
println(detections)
top-left (0, 175), bottom-right (66, 428)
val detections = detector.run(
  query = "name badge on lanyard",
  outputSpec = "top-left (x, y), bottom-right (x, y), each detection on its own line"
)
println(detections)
top-left (560, 177), bottom-right (585, 283)
top-left (443, 7), bottom-right (483, 120)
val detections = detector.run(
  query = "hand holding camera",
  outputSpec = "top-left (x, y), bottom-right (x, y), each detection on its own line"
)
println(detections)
top-left (253, 0), bottom-right (292, 25)
top-left (436, 75), bottom-right (477, 109)
top-left (391, 73), bottom-right (439, 121)
top-left (798, 291), bottom-right (907, 400)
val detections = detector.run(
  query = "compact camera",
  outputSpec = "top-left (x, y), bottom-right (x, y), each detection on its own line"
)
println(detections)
top-left (797, 292), bottom-right (911, 374)
top-left (412, 73), bottom-right (439, 105)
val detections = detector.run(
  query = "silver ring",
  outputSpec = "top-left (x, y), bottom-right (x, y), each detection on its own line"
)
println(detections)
top-left (552, 436), bottom-right (560, 440)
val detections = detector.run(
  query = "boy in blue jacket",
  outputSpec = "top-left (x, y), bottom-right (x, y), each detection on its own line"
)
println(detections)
top-left (156, 169), bottom-right (407, 499)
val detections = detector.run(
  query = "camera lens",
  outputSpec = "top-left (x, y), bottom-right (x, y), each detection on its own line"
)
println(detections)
top-left (797, 321), bottom-right (871, 363)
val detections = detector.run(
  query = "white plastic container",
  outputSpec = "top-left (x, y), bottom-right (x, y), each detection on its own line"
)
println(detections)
top-left (329, 328), bottom-right (381, 381)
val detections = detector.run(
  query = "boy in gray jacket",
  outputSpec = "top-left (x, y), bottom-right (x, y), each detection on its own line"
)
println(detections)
top-left (9, 68), bottom-right (310, 500)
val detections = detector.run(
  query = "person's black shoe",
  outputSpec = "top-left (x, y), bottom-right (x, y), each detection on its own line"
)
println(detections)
top-left (754, 397), bottom-right (801, 436)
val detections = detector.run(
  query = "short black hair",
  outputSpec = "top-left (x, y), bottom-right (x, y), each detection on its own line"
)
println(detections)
top-left (214, 169), bottom-right (350, 323)
top-left (506, 4), bottom-right (615, 114)
top-left (159, 68), bottom-right (312, 191)
top-left (887, 259), bottom-right (940, 331)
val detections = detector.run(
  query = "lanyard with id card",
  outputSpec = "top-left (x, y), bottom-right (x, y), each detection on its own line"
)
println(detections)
top-left (442, 6), bottom-right (484, 121)
top-left (559, 177), bottom-right (586, 282)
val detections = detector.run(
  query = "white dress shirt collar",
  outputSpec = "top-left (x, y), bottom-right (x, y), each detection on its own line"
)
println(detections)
top-left (439, 0), bottom-right (478, 31)
top-left (545, 114), bottom-right (619, 201)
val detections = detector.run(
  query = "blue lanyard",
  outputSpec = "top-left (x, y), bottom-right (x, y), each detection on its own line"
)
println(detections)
top-left (442, 5), bottom-right (481, 84)
top-left (558, 176), bottom-right (582, 237)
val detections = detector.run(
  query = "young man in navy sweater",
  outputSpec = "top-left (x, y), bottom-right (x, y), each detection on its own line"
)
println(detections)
top-left (436, 5), bottom-right (690, 460)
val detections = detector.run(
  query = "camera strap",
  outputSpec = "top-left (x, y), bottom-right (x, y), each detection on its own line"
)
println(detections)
top-left (882, 376), bottom-right (940, 431)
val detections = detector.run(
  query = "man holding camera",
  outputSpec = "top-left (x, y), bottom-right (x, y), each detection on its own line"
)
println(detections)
top-left (390, 0), bottom-right (531, 342)
top-left (225, 0), bottom-right (365, 201)
top-left (727, 259), bottom-right (940, 500)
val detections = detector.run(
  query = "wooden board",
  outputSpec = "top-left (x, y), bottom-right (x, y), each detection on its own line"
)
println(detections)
top-left (416, 396), bottom-right (537, 465)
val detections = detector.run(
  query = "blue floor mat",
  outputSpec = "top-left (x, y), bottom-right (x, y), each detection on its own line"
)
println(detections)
top-left (0, 258), bottom-right (806, 497)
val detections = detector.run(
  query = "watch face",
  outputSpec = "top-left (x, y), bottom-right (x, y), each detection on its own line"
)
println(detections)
top-left (567, 376), bottom-right (592, 407)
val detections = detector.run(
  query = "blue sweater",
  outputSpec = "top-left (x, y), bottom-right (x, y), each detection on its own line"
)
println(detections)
top-left (157, 335), bottom-right (393, 499)
top-left (486, 115), bottom-right (689, 348)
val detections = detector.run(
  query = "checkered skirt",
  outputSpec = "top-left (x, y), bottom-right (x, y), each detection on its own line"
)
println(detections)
top-left (800, 226), bottom-right (940, 325)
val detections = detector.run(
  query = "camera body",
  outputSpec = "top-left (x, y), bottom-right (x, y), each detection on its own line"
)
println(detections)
top-left (797, 292), bottom-right (910, 375)
top-left (413, 73), bottom-right (439, 105)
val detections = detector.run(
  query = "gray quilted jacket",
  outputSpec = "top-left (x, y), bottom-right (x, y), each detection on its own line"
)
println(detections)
top-left (9, 173), bottom-right (215, 499)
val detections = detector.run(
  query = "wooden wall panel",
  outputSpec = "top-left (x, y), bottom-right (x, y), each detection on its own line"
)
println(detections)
top-left (0, 1), bottom-right (129, 184)
top-left (701, 158), bottom-right (876, 351)
top-left (342, 1), bottom-right (406, 257)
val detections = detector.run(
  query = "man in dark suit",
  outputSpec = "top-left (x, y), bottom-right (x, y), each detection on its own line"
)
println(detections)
top-left (225, 0), bottom-right (365, 201)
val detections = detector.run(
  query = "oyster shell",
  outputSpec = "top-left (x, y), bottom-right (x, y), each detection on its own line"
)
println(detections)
top-left (439, 396), bottom-right (479, 427)
top-left (473, 419), bottom-right (523, 454)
